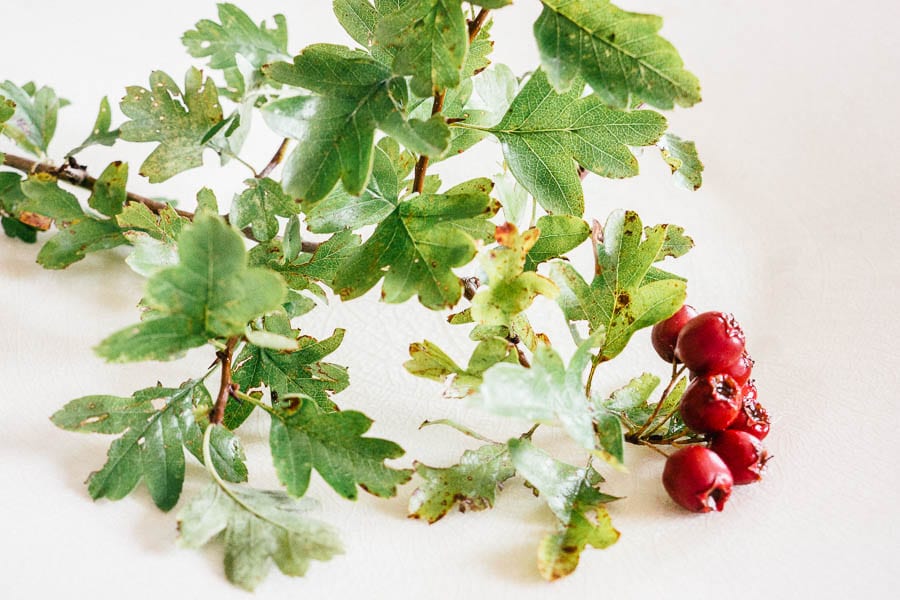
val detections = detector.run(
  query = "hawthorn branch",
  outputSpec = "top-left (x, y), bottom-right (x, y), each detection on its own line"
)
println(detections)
top-left (257, 138), bottom-right (290, 179)
top-left (411, 8), bottom-right (491, 195)
top-left (1, 151), bottom-right (322, 252)
top-left (412, 91), bottom-right (445, 194)
top-left (210, 336), bottom-right (239, 426)
top-left (2, 152), bottom-right (193, 219)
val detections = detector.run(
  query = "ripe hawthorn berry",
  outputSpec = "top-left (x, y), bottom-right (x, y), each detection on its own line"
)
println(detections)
top-left (675, 311), bottom-right (746, 374)
top-left (728, 380), bottom-right (770, 440)
top-left (662, 446), bottom-right (733, 513)
top-left (709, 430), bottom-right (769, 485)
top-left (691, 351), bottom-right (754, 386)
top-left (680, 373), bottom-right (743, 433)
top-left (651, 304), bottom-right (698, 363)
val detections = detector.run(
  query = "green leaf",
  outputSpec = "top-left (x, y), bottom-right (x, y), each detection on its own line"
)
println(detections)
top-left (0, 81), bottom-right (64, 155)
top-left (230, 177), bottom-right (299, 241)
top-left (525, 215), bottom-right (590, 271)
top-left (96, 215), bottom-right (286, 362)
top-left (68, 97), bottom-right (119, 157)
top-left (182, 3), bottom-right (288, 71)
top-left (659, 133), bottom-right (703, 191)
top-left (474, 333), bottom-right (604, 450)
top-left (116, 201), bottom-right (188, 241)
top-left (18, 173), bottom-right (128, 268)
top-left (119, 68), bottom-right (223, 182)
top-left (229, 324), bottom-right (349, 428)
top-left (404, 337), bottom-right (516, 397)
top-left (269, 397), bottom-right (412, 499)
top-left (471, 223), bottom-right (559, 328)
top-left (332, 178), bottom-right (497, 309)
top-left (648, 222), bottom-right (694, 261)
top-left (485, 69), bottom-right (667, 215)
top-left (19, 173), bottom-right (84, 221)
top-left (592, 410), bottom-right (624, 466)
top-left (333, 0), bottom-right (400, 65)
top-left (508, 438), bottom-right (619, 581)
top-left (549, 210), bottom-right (687, 361)
top-left (178, 481), bottom-right (342, 591)
top-left (37, 217), bottom-right (127, 270)
top-left (602, 372), bottom-right (660, 416)
top-left (600, 373), bottom-right (686, 436)
top-left (51, 381), bottom-right (247, 511)
top-left (534, 0), bottom-right (701, 110)
top-left (409, 442), bottom-right (515, 523)
top-left (376, 0), bottom-right (468, 97)
top-left (304, 138), bottom-right (409, 234)
top-left (121, 231), bottom-right (178, 277)
top-left (262, 44), bottom-right (450, 201)
top-left (0, 94), bottom-right (14, 124)
top-left (249, 230), bottom-right (362, 295)
top-left (88, 161), bottom-right (128, 217)
top-left (1, 216), bottom-right (37, 243)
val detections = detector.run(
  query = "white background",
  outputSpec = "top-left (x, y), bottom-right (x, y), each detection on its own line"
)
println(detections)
top-left (2, 1), bottom-right (898, 598)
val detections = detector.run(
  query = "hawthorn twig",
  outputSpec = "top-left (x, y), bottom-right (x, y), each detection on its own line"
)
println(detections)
top-left (257, 138), bottom-right (290, 179)
top-left (2, 152), bottom-right (193, 218)
top-left (411, 8), bottom-right (490, 194)
top-left (210, 336), bottom-right (239, 425)
top-left (1, 151), bottom-right (323, 252)
top-left (412, 91), bottom-right (445, 194)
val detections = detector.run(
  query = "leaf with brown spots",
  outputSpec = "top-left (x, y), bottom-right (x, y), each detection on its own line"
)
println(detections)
top-left (470, 222), bottom-right (559, 328)
top-left (332, 178), bottom-right (497, 309)
top-left (51, 381), bottom-right (247, 512)
top-left (508, 438), bottom-right (619, 581)
top-left (550, 209), bottom-right (687, 361)
top-left (408, 442), bottom-right (515, 523)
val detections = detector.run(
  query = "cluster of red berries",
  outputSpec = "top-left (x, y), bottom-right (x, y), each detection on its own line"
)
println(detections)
top-left (650, 307), bottom-right (771, 513)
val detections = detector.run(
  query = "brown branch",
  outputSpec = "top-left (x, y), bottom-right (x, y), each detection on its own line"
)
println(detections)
top-left (257, 138), bottom-right (290, 179)
top-left (2, 151), bottom-right (324, 252)
top-left (2, 152), bottom-right (194, 219)
top-left (210, 336), bottom-right (239, 425)
top-left (412, 91), bottom-right (445, 194)
top-left (468, 7), bottom-right (490, 42)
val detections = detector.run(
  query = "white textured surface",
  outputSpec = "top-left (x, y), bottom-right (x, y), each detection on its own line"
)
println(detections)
top-left (1, 1), bottom-right (898, 598)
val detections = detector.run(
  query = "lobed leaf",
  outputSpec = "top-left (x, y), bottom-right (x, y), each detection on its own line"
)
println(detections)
top-left (119, 68), bottom-right (223, 182)
top-left (230, 177), bottom-right (300, 241)
top-left (0, 80), bottom-right (65, 156)
top-left (659, 133), bottom-right (704, 191)
top-left (51, 381), bottom-right (247, 511)
top-left (485, 69), bottom-right (667, 215)
top-left (409, 442), bottom-right (515, 523)
top-left (508, 438), bottom-right (619, 581)
top-left (474, 332), bottom-right (603, 450)
top-left (471, 223), bottom-right (559, 328)
top-left (262, 44), bottom-right (449, 201)
top-left (550, 210), bottom-right (687, 361)
top-left (533, 0), bottom-right (701, 109)
top-left (97, 215), bottom-right (286, 362)
top-left (178, 481), bottom-right (342, 591)
top-left (269, 397), bottom-right (412, 499)
top-left (332, 178), bottom-right (497, 309)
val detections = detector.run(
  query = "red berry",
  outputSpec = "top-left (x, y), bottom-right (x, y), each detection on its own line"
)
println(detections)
top-left (675, 311), bottom-right (746, 374)
top-left (693, 351), bottom-right (754, 386)
top-left (651, 304), bottom-right (698, 363)
top-left (680, 374), bottom-right (743, 433)
top-left (728, 380), bottom-right (770, 440)
top-left (710, 430), bottom-right (769, 485)
top-left (662, 446), bottom-right (733, 512)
